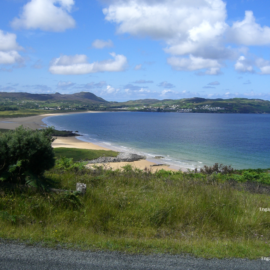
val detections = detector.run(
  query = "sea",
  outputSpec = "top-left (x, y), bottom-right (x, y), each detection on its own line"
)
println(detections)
top-left (43, 112), bottom-right (270, 170)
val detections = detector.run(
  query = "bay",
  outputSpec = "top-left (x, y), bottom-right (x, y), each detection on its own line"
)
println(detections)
top-left (43, 112), bottom-right (270, 170)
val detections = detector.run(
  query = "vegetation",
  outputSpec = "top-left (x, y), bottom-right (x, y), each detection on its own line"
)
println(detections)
top-left (0, 92), bottom-right (270, 117)
top-left (1, 150), bottom-right (270, 258)
top-left (0, 126), bottom-right (55, 189)
top-left (50, 130), bottom-right (80, 137)
top-left (115, 97), bottom-right (270, 113)
top-left (54, 148), bottom-right (118, 162)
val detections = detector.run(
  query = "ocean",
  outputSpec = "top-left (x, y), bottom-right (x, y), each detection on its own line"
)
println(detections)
top-left (43, 112), bottom-right (270, 170)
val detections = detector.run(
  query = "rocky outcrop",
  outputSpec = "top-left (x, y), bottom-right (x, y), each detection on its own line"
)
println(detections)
top-left (88, 152), bottom-right (146, 164)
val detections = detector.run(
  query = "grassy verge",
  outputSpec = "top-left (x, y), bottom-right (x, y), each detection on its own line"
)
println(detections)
top-left (1, 160), bottom-right (270, 258)
top-left (54, 148), bottom-right (118, 162)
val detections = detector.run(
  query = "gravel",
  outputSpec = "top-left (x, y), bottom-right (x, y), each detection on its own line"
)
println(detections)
top-left (0, 242), bottom-right (269, 270)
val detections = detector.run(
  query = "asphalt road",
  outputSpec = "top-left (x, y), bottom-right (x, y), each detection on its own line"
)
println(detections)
top-left (0, 242), bottom-right (269, 270)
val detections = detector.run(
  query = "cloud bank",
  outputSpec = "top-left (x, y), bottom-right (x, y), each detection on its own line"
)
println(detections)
top-left (103, 0), bottom-right (270, 75)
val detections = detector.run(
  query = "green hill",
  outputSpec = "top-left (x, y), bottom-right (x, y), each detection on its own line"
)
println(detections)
top-left (0, 92), bottom-right (270, 115)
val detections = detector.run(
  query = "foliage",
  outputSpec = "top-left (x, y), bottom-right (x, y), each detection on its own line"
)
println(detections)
top-left (0, 126), bottom-right (55, 188)
top-left (230, 171), bottom-right (270, 185)
top-left (55, 157), bottom-right (87, 172)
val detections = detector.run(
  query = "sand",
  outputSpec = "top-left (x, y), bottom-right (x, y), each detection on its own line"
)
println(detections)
top-left (0, 113), bottom-right (180, 172)
top-left (52, 136), bottom-right (108, 150)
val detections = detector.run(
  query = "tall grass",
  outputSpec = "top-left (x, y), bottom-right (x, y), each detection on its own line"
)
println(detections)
top-left (1, 166), bottom-right (270, 258)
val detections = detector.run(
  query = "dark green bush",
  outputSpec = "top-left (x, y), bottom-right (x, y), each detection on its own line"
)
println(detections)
top-left (0, 126), bottom-right (55, 187)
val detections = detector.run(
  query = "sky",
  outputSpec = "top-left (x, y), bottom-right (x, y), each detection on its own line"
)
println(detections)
top-left (0, 0), bottom-right (270, 102)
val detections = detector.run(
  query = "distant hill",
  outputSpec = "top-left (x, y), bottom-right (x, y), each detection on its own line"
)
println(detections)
top-left (112, 97), bottom-right (270, 114)
top-left (0, 92), bottom-right (108, 103)
top-left (0, 92), bottom-right (270, 114)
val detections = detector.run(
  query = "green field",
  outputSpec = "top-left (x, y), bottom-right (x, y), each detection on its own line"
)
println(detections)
top-left (54, 148), bottom-right (118, 162)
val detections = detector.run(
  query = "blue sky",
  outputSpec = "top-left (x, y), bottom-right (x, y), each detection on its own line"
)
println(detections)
top-left (0, 0), bottom-right (270, 101)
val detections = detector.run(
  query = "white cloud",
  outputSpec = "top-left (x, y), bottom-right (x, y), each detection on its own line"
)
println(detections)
top-left (160, 89), bottom-right (177, 96)
top-left (235, 56), bottom-right (254, 73)
top-left (102, 85), bottom-right (119, 94)
top-left (134, 64), bottom-right (142, 70)
top-left (167, 55), bottom-right (221, 75)
top-left (256, 58), bottom-right (270, 75)
top-left (92, 39), bottom-right (113, 49)
top-left (228, 11), bottom-right (270, 46)
top-left (0, 51), bottom-right (23, 65)
top-left (138, 88), bottom-right (150, 93)
top-left (158, 81), bottom-right (175, 88)
top-left (49, 52), bottom-right (128, 75)
top-left (0, 30), bottom-right (22, 51)
top-left (0, 30), bottom-right (24, 65)
top-left (11, 0), bottom-right (76, 32)
top-left (57, 81), bottom-right (75, 89)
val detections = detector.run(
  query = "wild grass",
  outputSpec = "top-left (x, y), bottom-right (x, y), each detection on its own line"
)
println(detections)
top-left (1, 165), bottom-right (270, 258)
top-left (54, 148), bottom-right (118, 162)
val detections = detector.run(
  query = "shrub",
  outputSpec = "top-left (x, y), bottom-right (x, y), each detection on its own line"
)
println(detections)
top-left (0, 126), bottom-right (55, 188)
top-left (199, 163), bottom-right (234, 175)
top-left (55, 157), bottom-right (87, 172)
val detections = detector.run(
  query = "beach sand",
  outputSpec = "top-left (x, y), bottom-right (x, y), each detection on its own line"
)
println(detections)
top-left (0, 113), bottom-right (180, 172)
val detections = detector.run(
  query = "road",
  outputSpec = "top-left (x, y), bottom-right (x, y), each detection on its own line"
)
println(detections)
top-left (0, 242), bottom-right (269, 270)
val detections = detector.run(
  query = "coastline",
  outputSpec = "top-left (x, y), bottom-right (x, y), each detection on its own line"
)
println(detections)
top-left (0, 112), bottom-right (181, 172)
top-left (0, 111), bottom-right (105, 130)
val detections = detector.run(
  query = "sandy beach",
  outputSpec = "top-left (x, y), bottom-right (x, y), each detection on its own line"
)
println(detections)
top-left (52, 137), bottom-right (178, 172)
top-left (0, 113), bottom-right (179, 172)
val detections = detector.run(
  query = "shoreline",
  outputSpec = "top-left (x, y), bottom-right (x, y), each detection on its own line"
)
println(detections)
top-left (0, 111), bottom-right (106, 130)
top-left (0, 112), bottom-right (182, 172)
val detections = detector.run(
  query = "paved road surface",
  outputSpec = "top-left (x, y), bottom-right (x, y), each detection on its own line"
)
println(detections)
top-left (0, 242), bottom-right (269, 270)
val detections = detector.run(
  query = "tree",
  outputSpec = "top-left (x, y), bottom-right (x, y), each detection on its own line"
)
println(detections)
top-left (0, 126), bottom-right (55, 188)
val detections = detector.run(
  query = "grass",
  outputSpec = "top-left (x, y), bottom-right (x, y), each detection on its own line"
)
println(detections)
top-left (54, 148), bottom-right (118, 162)
top-left (1, 162), bottom-right (270, 259)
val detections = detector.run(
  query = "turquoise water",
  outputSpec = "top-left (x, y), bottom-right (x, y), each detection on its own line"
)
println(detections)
top-left (43, 112), bottom-right (270, 170)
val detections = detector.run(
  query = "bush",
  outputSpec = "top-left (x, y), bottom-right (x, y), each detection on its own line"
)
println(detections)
top-left (55, 157), bottom-right (87, 172)
top-left (198, 163), bottom-right (234, 175)
top-left (0, 126), bottom-right (55, 188)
